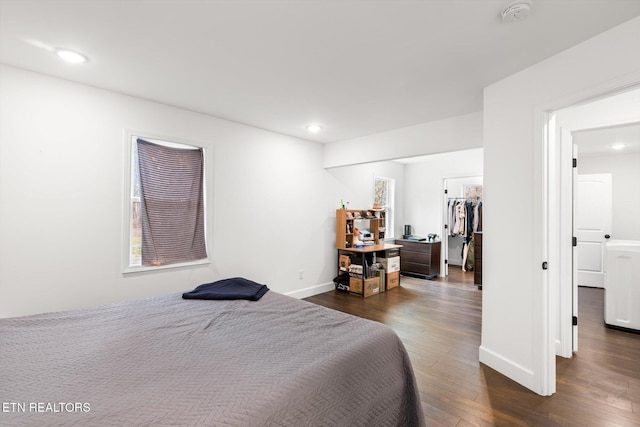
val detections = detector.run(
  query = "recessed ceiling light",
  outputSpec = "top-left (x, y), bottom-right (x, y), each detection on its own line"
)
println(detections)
top-left (306, 124), bottom-right (322, 133)
top-left (611, 143), bottom-right (625, 150)
top-left (55, 48), bottom-right (88, 64)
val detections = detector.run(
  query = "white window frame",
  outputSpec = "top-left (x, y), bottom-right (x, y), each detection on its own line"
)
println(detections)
top-left (373, 176), bottom-right (395, 239)
top-left (123, 129), bottom-right (210, 274)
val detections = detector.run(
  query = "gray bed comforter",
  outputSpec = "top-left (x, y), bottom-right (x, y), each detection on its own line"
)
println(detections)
top-left (0, 290), bottom-right (424, 426)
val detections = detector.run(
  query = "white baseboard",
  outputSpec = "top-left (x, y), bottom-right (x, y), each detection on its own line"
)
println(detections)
top-left (479, 345), bottom-right (539, 394)
top-left (285, 282), bottom-right (335, 299)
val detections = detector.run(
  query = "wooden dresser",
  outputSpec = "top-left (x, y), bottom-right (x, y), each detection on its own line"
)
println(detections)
top-left (474, 232), bottom-right (482, 290)
top-left (394, 239), bottom-right (441, 279)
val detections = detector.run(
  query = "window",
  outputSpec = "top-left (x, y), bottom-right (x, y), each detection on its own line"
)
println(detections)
top-left (126, 134), bottom-right (208, 271)
top-left (373, 176), bottom-right (395, 239)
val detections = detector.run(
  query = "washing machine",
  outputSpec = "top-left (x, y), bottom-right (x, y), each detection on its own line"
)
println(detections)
top-left (604, 240), bottom-right (640, 332)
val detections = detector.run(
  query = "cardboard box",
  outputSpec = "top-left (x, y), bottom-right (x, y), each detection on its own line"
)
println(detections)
top-left (363, 277), bottom-right (380, 298)
top-left (376, 270), bottom-right (386, 293)
top-left (339, 255), bottom-right (351, 271)
top-left (386, 271), bottom-right (400, 290)
top-left (378, 256), bottom-right (400, 273)
top-left (349, 277), bottom-right (363, 294)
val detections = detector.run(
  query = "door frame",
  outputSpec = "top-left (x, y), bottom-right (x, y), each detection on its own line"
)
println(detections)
top-left (571, 143), bottom-right (579, 353)
top-left (539, 76), bottom-right (640, 395)
top-left (550, 126), bottom-right (577, 358)
top-left (547, 120), bottom-right (574, 359)
top-left (556, 125), bottom-right (626, 358)
top-left (441, 175), bottom-right (483, 277)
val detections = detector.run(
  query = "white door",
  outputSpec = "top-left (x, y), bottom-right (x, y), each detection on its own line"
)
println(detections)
top-left (575, 173), bottom-right (612, 288)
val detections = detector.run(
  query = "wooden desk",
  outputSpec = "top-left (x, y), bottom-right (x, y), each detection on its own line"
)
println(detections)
top-left (339, 243), bottom-right (402, 254)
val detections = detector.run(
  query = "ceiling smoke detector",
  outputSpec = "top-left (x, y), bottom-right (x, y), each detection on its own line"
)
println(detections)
top-left (501, 0), bottom-right (532, 22)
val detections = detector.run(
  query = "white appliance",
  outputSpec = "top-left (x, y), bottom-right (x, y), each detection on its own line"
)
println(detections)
top-left (604, 240), bottom-right (640, 332)
top-left (358, 230), bottom-right (374, 241)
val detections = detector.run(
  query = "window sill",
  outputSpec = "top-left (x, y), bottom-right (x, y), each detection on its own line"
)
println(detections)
top-left (123, 258), bottom-right (210, 275)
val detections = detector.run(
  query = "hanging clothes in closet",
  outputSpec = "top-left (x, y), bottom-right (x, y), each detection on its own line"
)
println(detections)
top-left (446, 198), bottom-right (483, 271)
top-left (447, 198), bottom-right (482, 236)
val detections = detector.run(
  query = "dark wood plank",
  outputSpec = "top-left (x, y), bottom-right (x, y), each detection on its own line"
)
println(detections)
top-left (305, 267), bottom-right (640, 426)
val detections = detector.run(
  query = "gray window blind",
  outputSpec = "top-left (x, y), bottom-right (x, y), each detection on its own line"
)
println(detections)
top-left (137, 138), bottom-right (207, 266)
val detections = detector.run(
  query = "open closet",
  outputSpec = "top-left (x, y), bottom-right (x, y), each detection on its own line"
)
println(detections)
top-left (443, 177), bottom-right (483, 289)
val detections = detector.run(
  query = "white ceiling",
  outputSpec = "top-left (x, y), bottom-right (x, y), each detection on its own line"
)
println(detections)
top-left (2, 0), bottom-right (640, 143)
top-left (395, 122), bottom-right (640, 165)
top-left (574, 122), bottom-right (640, 157)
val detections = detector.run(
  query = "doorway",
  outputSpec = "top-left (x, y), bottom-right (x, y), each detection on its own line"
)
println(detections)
top-left (442, 176), bottom-right (483, 285)
top-left (547, 88), bottom-right (640, 362)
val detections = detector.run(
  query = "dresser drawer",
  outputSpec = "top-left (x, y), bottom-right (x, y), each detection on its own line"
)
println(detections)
top-left (400, 261), bottom-right (430, 275)
top-left (401, 250), bottom-right (431, 266)
top-left (397, 240), bottom-right (429, 253)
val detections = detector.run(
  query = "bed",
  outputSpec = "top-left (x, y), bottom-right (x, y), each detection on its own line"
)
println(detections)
top-left (0, 288), bottom-right (424, 426)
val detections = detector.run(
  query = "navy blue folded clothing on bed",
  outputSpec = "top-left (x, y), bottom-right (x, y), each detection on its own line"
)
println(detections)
top-left (182, 277), bottom-right (269, 301)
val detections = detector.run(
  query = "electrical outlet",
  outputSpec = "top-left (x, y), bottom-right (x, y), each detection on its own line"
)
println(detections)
top-left (298, 270), bottom-right (304, 280)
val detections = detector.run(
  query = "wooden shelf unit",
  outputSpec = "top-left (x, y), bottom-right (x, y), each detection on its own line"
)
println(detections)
top-left (335, 209), bottom-right (386, 249)
top-left (335, 208), bottom-right (401, 297)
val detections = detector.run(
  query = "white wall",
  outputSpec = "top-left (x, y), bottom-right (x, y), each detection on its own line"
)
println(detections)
top-left (327, 160), bottom-right (405, 239)
top-left (0, 65), bottom-right (344, 318)
top-left (481, 16), bottom-right (640, 395)
top-left (556, 89), bottom-right (640, 132)
top-left (404, 150), bottom-right (482, 237)
top-left (403, 150), bottom-right (483, 269)
top-left (327, 149), bottom-right (483, 260)
top-left (445, 175), bottom-right (484, 200)
top-left (578, 153), bottom-right (640, 241)
top-left (323, 112), bottom-right (482, 168)
top-left (321, 112), bottom-right (483, 260)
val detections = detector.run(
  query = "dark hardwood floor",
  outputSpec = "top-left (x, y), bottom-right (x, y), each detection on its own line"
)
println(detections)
top-left (304, 267), bottom-right (640, 426)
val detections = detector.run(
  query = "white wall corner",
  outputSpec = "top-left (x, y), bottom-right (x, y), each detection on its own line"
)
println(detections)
top-left (481, 15), bottom-right (640, 397)
top-left (285, 282), bottom-right (335, 299)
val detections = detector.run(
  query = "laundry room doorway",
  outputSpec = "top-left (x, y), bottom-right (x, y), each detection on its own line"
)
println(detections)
top-left (545, 87), bottom-right (640, 360)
